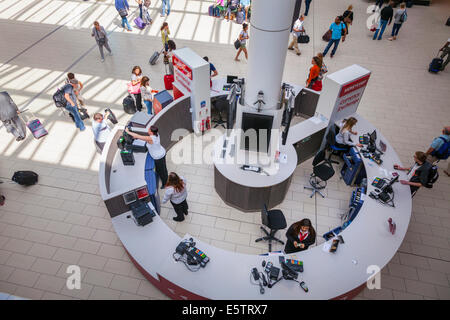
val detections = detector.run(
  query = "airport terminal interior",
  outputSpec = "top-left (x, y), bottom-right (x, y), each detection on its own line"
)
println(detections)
top-left (0, 0), bottom-right (449, 300)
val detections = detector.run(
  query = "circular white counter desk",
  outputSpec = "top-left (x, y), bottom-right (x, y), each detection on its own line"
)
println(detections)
top-left (99, 92), bottom-right (412, 299)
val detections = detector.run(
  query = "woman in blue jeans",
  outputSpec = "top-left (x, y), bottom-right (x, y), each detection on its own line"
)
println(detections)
top-left (115, 0), bottom-right (132, 31)
top-left (161, 0), bottom-right (170, 17)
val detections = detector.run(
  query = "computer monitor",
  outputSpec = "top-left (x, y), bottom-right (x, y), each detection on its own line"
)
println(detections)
top-left (369, 130), bottom-right (377, 144)
top-left (227, 75), bottom-right (238, 84)
top-left (241, 113), bottom-right (274, 153)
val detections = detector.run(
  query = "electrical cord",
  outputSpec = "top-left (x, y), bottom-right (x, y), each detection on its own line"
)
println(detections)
top-left (172, 252), bottom-right (201, 272)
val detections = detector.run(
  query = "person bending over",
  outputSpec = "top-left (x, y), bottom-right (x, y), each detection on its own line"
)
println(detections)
top-left (285, 219), bottom-right (316, 254)
top-left (162, 172), bottom-right (188, 222)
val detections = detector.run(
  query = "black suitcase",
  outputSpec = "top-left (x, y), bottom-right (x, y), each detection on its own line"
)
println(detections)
top-left (429, 57), bottom-right (443, 73)
top-left (105, 108), bottom-right (118, 124)
top-left (122, 95), bottom-right (136, 114)
top-left (12, 171), bottom-right (38, 186)
top-left (149, 50), bottom-right (162, 65)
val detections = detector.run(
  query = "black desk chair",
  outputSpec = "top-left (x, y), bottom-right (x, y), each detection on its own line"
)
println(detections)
top-left (212, 98), bottom-right (227, 129)
top-left (304, 149), bottom-right (335, 198)
top-left (326, 127), bottom-right (347, 164)
top-left (255, 204), bottom-right (287, 252)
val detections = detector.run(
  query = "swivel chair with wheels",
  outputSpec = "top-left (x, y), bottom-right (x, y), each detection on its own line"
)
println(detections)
top-left (212, 98), bottom-right (227, 129)
top-left (304, 149), bottom-right (335, 198)
top-left (326, 127), bottom-right (347, 164)
top-left (255, 204), bottom-right (287, 252)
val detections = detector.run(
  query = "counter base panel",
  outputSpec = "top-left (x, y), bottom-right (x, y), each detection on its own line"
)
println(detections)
top-left (214, 166), bottom-right (292, 212)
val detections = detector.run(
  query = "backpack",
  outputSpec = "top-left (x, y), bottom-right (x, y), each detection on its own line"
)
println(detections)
top-left (53, 85), bottom-right (68, 108)
top-left (425, 165), bottom-right (439, 188)
top-left (400, 10), bottom-right (407, 23)
top-left (12, 171), bottom-right (38, 186)
top-left (432, 137), bottom-right (450, 160)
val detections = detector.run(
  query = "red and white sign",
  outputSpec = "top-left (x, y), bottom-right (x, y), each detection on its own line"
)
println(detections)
top-left (336, 74), bottom-right (370, 115)
top-left (173, 56), bottom-right (193, 81)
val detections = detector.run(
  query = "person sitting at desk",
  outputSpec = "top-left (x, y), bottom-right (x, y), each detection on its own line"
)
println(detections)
top-left (394, 151), bottom-right (432, 197)
top-left (284, 219), bottom-right (316, 254)
top-left (335, 117), bottom-right (363, 151)
top-left (125, 126), bottom-right (168, 189)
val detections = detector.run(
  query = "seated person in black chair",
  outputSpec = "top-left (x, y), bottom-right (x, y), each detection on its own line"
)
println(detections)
top-left (284, 219), bottom-right (316, 254)
top-left (335, 117), bottom-right (362, 151)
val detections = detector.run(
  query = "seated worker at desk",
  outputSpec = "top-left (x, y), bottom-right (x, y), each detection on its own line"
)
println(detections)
top-left (125, 126), bottom-right (169, 189)
top-left (394, 151), bottom-right (432, 197)
top-left (284, 219), bottom-right (316, 254)
top-left (335, 117), bottom-right (363, 151)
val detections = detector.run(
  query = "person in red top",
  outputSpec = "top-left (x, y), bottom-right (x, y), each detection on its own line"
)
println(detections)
top-left (306, 56), bottom-right (322, 91)
top-left (284, 219), bottom-right (316, 254)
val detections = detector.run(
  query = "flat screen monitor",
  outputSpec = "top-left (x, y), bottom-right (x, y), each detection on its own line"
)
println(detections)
top-left (369, 130), bottom-right (377, 144)
top-left (227, 75), bottom-right (238, 84)
top-left (241, 113), bottom-right (273, 153)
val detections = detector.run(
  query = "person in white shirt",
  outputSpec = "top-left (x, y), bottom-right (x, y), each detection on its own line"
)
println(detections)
top-left (125, 125), bottom-right (168, 189)
top-left (162, 172), bottom-right (188, 221)
top-left (92, 112), bottom-right (112, 152)
top-left (288, 15), bottom-right (305, 56)
top-left (335, 117), bottom-right (363, 151)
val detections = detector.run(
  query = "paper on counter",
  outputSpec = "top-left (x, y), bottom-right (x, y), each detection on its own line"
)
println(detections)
top-left (310, 117), bottom-right (322, 124)
top-left (322, 241), bottom-right (332, 253)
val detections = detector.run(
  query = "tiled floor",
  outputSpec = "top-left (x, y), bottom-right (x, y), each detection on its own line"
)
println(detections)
top-left (0, 0), bottom-right (449, 300)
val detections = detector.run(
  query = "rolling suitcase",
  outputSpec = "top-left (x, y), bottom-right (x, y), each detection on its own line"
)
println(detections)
top-left (134, 17), bottom-right (146, 29)
top-left (149, 49), bottom-right (163, 65)
top-left (208, 5), bottom-right (214, 16)
top-left (164, 75), bottom-right (174, 90)
top-left (123, 95), bottom-right (137, 114)
top-left (429, 50), bottom-right (443, 73)
top-left (236, 11), bottom-right (244, 24)
top-left (27, 118), bottom-right (48, 139)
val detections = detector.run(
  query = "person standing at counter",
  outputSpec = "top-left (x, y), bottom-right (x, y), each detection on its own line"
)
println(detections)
top-left (140, 76), bottom-right (153, 115)
top-left (125, 126), bottom-right (168, 189)
top-left (425, 126), bottom-right (449, 177)
top-left (394, 151), bottom-right (432, 197)
top-left (284, 219), bottom-right (316, 254)
top-left (335, 117), bottom-right (363, 151)
top-left (162, 172), bottom-right (188, 222)
top-left (130, 66), bottom-right (143, 112)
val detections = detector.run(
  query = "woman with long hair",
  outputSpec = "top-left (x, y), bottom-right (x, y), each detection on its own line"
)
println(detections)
top-left (131, 66), bottom-right (143, 112)
top-left (316, 52), bottom-right (328, 81)
top-left (342, 5), bottom-right (354, 34)
top-left (161, 22), bottom-right (170, 52)
top-left (306, 56), bottom-right (323, 91)
top-left (335, 117), bottom-right (362, 150)
top-left (162, 172), bottom-right (188, 221)
top-left (125, 126), bottom-right (168, 189)
top-left (140, 76), bottom-right (153, 115)
top-left (284, 219), bottom-right (316, 254)
top-left (235, 23), bottom-right (249, 61)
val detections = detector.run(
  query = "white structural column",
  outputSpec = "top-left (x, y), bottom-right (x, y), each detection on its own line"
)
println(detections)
top-left (244, 0), bottom-right (296, 110)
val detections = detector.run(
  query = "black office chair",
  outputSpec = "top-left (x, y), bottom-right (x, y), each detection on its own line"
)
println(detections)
top-left (212, 98), bottom-right (227, 129)
top-left (304, 149), bottom-right (335, 198)
top-left (325, 127), bottom-right (347, 165)
top-left (255, 204), bottom-right (287, 252)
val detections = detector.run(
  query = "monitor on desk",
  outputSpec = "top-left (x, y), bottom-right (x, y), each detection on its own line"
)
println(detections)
top-left (241, 113), bottom-right (273, 153)
top-left (227, 75), bottom-right (238, 84)
top-left (369, 130), bottom-right (377, 144)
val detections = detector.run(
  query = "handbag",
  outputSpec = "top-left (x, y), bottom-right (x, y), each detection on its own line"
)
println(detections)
top-left (118, 8), bottom-right (128, 17)
top-left (234, 39), bottom-right (241, 50)
top-left (127, 82), bottom-right (141, 94)
top-left (297, 32), bottom-right (310, 44)
top-left (322, 29), bottom-right (332, 42)
top-left (95, 29), bottom-right (106, 45)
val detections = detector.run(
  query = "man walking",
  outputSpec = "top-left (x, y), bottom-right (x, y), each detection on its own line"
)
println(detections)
top-left (304, 0), bottom-right (312, 16)
top-left (91, 21), bottom-right (112, 62)
top-left (373, 1), bottom-right (393, 41)
top-left (322, 16), bottom-right (346, 58)
top-left (426, 126), bottom-right (450, 177)
top-left (288, 15), bottom-right (305, 56)
top-left (64, 81), bottom-right (85, 131)
top-left (92, 112), bottom-right (112, 152)
top-left (161, 0), bottom-right (170, 17)
top-left (439, 39), bottom-right (450, 71)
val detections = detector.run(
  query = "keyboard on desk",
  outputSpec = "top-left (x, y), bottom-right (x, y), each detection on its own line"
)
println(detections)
top-left (372, 177), bottom-right (386, 189)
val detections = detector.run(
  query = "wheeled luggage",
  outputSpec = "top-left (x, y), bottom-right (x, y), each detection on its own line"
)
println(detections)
top-left (164, 75), bottom-right (174, 90)
top-left (429, 50), bottom-right (444, 73)
top-left (149, 50), bottom-right (163, 65)
top-left (134, 17), bottom-right (146, 29)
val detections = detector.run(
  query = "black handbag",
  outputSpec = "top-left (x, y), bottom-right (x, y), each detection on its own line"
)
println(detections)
top-left (234, 39), bottom-right (241, 49)
top-left (297, 32), bottom-right (310, 44)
